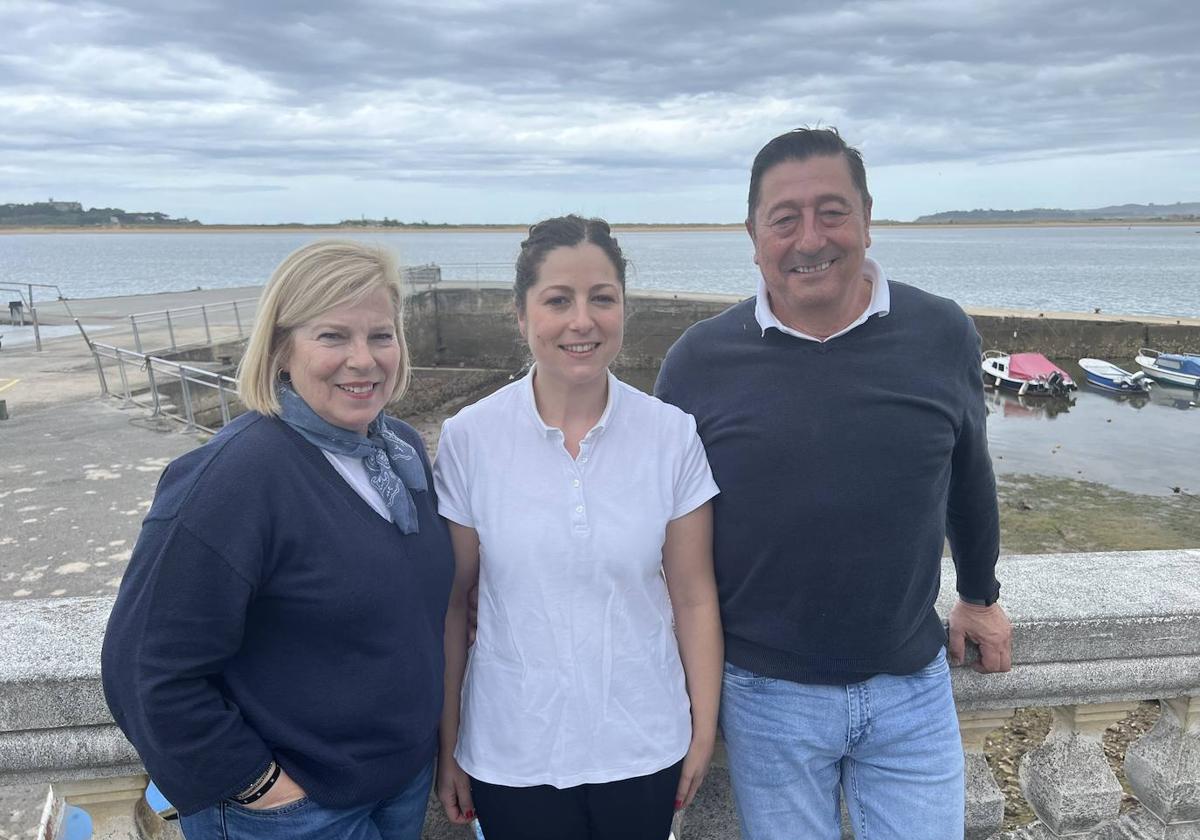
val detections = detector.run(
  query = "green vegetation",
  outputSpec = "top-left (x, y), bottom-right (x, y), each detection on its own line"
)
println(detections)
top-left (915, 201), bottom-right (1200, 224)
top-left (0, 201), bottom-right (197, 227)
top-left (997, 474), bottom-right (1200, 555)
top-left (337, 217), bottom-right (521, 228)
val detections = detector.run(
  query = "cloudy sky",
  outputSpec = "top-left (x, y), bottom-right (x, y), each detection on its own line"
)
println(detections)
top-left (3, 0), bottom-right (1199, 223)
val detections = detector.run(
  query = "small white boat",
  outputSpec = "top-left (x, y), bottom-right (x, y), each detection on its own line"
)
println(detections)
top-left (1135, 348), bottom-right (1200, 389)
top-left (1078, 358), bottom-right (1151, 394)
top-left (982, 351), bottom-right (1077, 397)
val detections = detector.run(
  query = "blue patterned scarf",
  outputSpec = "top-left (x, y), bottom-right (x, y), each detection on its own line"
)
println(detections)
top-left (277, 384), bottom-right (426, 534)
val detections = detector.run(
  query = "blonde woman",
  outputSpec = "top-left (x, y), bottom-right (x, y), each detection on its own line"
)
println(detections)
top-left (102, 240), bottom-right (454, 840)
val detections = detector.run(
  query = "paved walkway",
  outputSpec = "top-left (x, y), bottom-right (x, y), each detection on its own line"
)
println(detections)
top-left (0, 287), bottom-right (261, 413)
top-left (0, 289), bottom-right (255, 840)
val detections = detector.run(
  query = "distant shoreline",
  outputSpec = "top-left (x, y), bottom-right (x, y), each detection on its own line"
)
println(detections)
top-left (3, 219), bottom-right (1199, 235)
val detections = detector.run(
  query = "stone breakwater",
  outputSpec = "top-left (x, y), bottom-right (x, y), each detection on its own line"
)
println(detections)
top-left (404, 288), bottom-right (1200, 372)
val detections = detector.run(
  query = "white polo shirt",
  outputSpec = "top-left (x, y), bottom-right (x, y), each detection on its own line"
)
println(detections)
top-left (433, 369), bottom-right (719, 788)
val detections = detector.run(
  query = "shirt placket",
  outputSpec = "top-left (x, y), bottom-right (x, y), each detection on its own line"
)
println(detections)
top-left (567, 433), bottom-right (594, 536)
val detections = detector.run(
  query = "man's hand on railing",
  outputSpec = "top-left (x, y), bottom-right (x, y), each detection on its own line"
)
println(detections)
top-left (948, 600), bottom-right (1013, 673)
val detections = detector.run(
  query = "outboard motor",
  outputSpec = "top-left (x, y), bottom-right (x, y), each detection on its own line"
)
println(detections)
top-left (1047, 371), bottom-right (1069, 397)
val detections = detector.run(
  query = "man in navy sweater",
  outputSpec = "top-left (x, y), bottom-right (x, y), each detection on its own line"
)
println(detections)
top-left (655, 128), bottom-right (1012, 840)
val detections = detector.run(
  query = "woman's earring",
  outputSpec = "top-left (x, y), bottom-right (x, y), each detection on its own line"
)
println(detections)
top-left (278, 370), bottom-right (292, 383)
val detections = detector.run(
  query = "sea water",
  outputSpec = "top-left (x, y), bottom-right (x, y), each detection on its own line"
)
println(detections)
top-left (1, 225), bottom-right (1197, 319)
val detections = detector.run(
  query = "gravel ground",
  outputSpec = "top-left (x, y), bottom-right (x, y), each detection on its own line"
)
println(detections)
top-left (985, 702), bottom-right (1162, 830)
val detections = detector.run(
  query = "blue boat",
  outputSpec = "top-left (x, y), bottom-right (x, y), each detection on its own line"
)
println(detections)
top-left (1078, 358), bottom-right (1151, 394)
top-left (1135, 348), bottom-right (1200, 389)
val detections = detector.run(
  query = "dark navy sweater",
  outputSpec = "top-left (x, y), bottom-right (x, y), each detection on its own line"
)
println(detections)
top-left (101, 412), bottom-right (454, 816)
top-left (656, 283), bottom-right (1000, 683)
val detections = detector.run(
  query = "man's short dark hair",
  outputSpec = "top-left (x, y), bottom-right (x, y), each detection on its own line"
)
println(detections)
top-left (747, 127), bottom-right (870, 223)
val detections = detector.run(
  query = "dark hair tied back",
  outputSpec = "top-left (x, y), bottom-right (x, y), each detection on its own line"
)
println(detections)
top-left (514, 215), bottom-right (627, 313)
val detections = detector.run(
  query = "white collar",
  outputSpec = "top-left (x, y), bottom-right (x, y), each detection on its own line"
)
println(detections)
top-left (521, 365), bottom-right (618, 438)
top-left (754, 256), bottom-right (891, 343)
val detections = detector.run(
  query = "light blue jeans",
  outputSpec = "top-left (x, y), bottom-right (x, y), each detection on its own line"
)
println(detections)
top-left (719, 648), bottom-right (963, 840)
top-left (179, 760), bottom-right (433, 840)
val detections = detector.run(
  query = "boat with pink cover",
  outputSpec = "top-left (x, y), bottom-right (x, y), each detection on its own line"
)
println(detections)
top-left (981, 351), bottom-right (1077, 397)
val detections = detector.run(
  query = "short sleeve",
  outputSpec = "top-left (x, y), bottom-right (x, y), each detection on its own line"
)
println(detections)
top-left (433, 418), bottom-right (475, 527)
top-left (671, 412), bottom-right (720, 520)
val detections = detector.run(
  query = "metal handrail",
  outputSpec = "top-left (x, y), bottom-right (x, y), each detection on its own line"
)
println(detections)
top-left (88, 340), bottom-right (240, 434)
top-left (125, 298), bottom-right (257, 321)
top-left (75, 264), bottom-right (499, 429)
top-left (433, 262), bottom-right (511, 286)
top-left (125, 297), bottom-right (258, 354)
top-left (1, 281), bottom-right (72, 350)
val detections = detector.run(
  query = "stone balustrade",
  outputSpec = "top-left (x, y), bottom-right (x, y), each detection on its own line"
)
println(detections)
top-left (2, 549), bottom-right (1198, 840)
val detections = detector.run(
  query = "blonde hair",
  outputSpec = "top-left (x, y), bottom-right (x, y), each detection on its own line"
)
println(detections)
top-left (238, 239), bottom-right (410, 416)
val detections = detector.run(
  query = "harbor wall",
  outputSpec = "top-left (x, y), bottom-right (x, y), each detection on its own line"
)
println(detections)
top-left (404, 287), bottom-right (1200, 369)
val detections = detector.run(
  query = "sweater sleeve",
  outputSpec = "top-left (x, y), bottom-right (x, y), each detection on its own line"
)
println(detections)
top-left (946, 315), bottom-right (1002, 602)
top-left (101, 515), bottom-right (274, 815)
top-left (654, 326), bottom-right (698, 411)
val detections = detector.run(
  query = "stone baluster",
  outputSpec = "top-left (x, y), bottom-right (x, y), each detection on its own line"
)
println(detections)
top-left (1019, 701), bottom-right (1138, 837)
top-left (959, 708), bottom-right (1015, 840)
top-left (1120, 695), bottom-right (1200, 838)
top-left (37, 772), bottom-right (178, 840)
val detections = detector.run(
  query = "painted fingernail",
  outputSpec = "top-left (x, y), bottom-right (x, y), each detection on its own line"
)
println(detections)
top-left (466, 810), bottom-right (475, 820)
top-left (674, 799), bottom-right (683, 810)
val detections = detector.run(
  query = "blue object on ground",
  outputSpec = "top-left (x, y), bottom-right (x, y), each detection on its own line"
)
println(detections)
top-left (64, 804), bottom-right (92, 840)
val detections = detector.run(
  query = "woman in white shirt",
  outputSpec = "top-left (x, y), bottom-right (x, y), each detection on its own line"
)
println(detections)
top-left (434, 215), bottom-right (723, 840)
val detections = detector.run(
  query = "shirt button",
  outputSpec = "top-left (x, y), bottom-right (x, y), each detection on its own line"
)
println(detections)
top-left (575, 505), bottom-right (584, 513)
top-left (572, 479), bottom-right (580, 487)
top-left (579, 456), bottom-right (588, 463)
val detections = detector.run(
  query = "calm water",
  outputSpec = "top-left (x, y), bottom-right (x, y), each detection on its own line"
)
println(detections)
top-left (3, 226), bottom-right (1196, 493)
top-left (982, 375), bottom-right (1198, 496)
top-left (619, 365), bottom-right (1199, 497)
top-left (1, 225), bottom-right (1198, 318)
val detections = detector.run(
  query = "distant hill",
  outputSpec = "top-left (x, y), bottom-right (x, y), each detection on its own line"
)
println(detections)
top-left (0, 201), bottom-right (198, 227)
top-left (914, 202), bottom-right (1200, 224)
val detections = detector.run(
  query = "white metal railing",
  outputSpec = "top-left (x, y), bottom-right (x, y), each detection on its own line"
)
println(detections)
top-left (422, 262), bottom-right (511, 289)
top-left (74, 270), bottom-right (467, 432)
top-left (115, 266), bottom-right (486, 353)
top-left (0, 281), bottom-right (72, 351)
top-left (125, 298), bottom-right (257, 355)
top-left (85, 340), bottom-right (240, 433)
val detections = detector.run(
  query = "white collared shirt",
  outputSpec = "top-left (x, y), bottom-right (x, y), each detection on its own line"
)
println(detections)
top-left (321, 451), bottom-right (393, 522)
top-left (433, 368), bottom-right (719, 787)
top-left (754, 256), bottom-right (891, 342)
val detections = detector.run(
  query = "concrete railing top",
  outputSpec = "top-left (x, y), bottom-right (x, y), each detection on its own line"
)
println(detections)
top-left (1, 550), bottom-right (1197, 785)
top-left (937, 549), bottom-right (1200, 710)
top-left (0, 596), bottom-right (115, 733)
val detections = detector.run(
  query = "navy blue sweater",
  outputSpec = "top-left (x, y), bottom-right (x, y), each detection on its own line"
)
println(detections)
top-left (101, 412), bottom-right (454, 816)
top-left (656, 284), bottom-right (1000, 683)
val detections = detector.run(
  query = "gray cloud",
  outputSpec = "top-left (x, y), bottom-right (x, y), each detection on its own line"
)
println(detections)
top-left (2, 0), bottom-right (1198, 221)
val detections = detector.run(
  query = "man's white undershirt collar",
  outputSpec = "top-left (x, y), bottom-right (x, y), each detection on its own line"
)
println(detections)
top-left (754, 256), bottom-right (891, 343)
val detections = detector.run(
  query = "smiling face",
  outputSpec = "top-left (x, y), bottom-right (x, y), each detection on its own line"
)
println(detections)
top-left (281, 288), bottom-right (401, 435)
top-left (518, 242), bottom-right (624, 394)
top-left (748, 154), bottom-right (873, 336)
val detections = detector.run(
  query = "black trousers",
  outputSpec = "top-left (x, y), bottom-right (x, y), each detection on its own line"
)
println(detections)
top-left (469, 759), bottom-right (683, 840)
